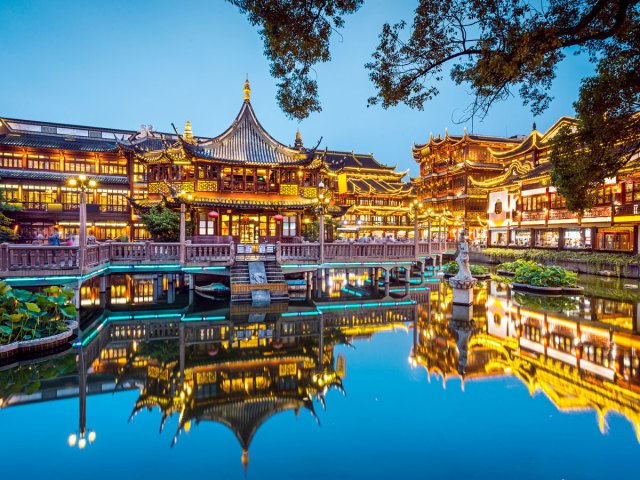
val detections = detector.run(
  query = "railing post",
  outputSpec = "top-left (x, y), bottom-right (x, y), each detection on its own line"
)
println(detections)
top-left (230, 242), bottom-right (235, 264)
top-left (276, 241), bottom-right (282, 263)
top-left (179, 203), bottom-right (186, 266)
top-left (145, 241), bottom-right (152, 261)
top-left (319, 214), bottom-right (325, 266)
top-left (0, 243), bottom-right (8, 272)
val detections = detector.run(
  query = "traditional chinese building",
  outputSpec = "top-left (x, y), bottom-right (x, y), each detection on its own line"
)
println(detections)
top-left (121, 79), bottom-right (322, 243)
top-left (0, 79), bottom-right (413, 244)
top-left (0, 117), bottom-right (146, 241)
top-left (412, 130), bottom-right (519, 242)
top-left (485, 118), bottom-right (640, 252)
top-left (321, 150), bottom-right (413, 238)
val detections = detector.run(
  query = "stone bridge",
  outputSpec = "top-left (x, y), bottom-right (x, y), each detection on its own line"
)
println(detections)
top-left (0, 240), bottom-right (457, 279)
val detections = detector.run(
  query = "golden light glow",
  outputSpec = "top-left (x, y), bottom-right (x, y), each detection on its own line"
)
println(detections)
top-left (67, 433), bottom-right (77, 447)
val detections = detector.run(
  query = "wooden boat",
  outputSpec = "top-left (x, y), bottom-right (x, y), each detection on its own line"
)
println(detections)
top-left (195, 283), bottom-right (230, 300)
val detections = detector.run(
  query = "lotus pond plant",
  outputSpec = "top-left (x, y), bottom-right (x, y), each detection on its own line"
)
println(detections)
top-left (443, 261), bottom-right (489, 276)
top-left (512, 263), bottom-right (578, 288)
top-left (0, 281), bottom-right (76, 346)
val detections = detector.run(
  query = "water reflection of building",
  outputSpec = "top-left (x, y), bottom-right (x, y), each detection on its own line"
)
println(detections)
top-left (413, 282), bottom-right (640, 439)
top-left (0, 298), bottom-right (416, 469)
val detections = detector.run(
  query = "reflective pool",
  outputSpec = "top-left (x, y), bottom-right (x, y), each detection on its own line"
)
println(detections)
top-left (1, 271), bottom-right (639, 479)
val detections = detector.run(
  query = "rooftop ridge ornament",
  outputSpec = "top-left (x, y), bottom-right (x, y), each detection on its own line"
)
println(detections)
top-left (294, 128), bottom-right (303, 149)
top-left (244, 75), bottom-right (251, 102)
top-left (183, 120), bottom-right (194, 143)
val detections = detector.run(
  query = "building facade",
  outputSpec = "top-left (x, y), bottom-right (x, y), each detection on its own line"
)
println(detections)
top-left (412, 130), bottom-right (519, 243)
top-left (321, 150), bottom-right (413, 239)
top-left (0, 80), bottom-right (413, 243)
top-left (485, 118), bottom-right (640, 253)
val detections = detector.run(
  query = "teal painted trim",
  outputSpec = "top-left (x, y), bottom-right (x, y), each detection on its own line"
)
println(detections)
top-left (280, 311), bottom-right (322, 317)
top-left (2, 264), bottom-right (229, 285)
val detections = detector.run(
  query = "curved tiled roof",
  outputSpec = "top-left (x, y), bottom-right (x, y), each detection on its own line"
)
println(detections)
top-left (0, 168), bottom-right (128, 185)
top-left (347, 178), bottom-right (413, 196)
top-left (0, 133), bottom-right (119, 153)
top-left (196, 101), bottom-right (311, 166)
top-left (413, 131), bottom-right (519, 153)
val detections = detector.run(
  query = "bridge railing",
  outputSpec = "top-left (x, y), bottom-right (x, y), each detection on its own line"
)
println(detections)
top-left (185, 243), bottom-right (234, 264)
top-left (149, 242), bottom-right (181, 261)
top-left (278, 243), bottom-right (320, 262)
top-left (85, 244), bottom-right (111, 268)
top-left (0, 240), bottom-right (454, 275)
top-left (110, 242), bottom-right (148, 262)
top-left (2, 245), bottom-right (79, 271)
top-left (279, 241), bottom-right (443, 264)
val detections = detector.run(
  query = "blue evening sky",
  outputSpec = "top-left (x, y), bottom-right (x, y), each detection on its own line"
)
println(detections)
top-left (0, 0), bottom-right (594, 176)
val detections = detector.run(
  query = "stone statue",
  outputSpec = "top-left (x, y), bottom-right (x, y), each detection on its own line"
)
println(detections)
top-left (451, 227), bottom-right (473, 282)
top-left (448, 224), bottom-right (476, 304)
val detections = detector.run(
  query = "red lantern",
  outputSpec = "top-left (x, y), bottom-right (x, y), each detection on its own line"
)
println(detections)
top-left (208, 210), bottom-right (219, 219)
top-left (274, 214), bottom-right (284, 222)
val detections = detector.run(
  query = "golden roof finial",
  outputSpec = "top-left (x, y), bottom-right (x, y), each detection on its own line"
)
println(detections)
top-left (243, 74), bottom-right (251, 102)
top-left (183, 120), bottom-right (194, 143)
top-left (294, 128), bottom-right (303, 149)
top-left (241, 448), bottom-right (249, 473)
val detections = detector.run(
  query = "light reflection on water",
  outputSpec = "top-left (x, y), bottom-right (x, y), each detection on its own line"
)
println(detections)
top-left (1, 269), bottom-right (640, 479)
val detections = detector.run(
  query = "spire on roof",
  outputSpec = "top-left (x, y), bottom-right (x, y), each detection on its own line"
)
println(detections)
top-left (183, 120), bottom-right (194, 143)
top-left (532, 121), bottom-right (537, 131)
top-left (242, 448), bottom-right (249, 473)
top-left (244, 75), bottom-right (251, 102)
top-left (294, 128), bottom-right (303, 149)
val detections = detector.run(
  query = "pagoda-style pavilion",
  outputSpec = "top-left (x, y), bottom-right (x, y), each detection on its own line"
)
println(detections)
top-left (122, 79), bottom-right (322, 244)
top-left (412, 130), bottom-right (518, 242)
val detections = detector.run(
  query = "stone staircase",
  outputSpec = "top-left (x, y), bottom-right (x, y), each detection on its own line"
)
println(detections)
top-left (264, 261), bottom-right (289, 303)
top-left (230, 261), bottom-right (289, 304)
top-left (230, 262), bottom-right (252, 303)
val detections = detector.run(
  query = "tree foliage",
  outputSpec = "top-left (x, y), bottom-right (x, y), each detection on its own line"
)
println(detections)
top-left (550, 9), bottom-right (640, 212)
top-left (139, 205), bottom-right (181, 242)
top-left (0, 189), bottom-right (20, 242)
top-left (227, 0), bottom-right (363, 120)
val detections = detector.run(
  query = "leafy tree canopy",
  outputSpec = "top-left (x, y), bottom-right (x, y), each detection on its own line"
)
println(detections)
top-left (0, 189), bottom-right (20, 242)
top-left (230, 0), bottom-right (640, 209)
top-left (228, 0), bottom-right (363, 120)
top-left (139, 205), bottom-right (181, 242)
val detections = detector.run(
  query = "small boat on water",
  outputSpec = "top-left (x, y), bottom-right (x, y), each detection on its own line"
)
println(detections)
top-left (195, 283), bottom-right (230, 300)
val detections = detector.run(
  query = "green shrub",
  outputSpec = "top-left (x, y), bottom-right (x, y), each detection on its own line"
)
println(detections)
top-left (499, 259), bottom-right (541, 273)
top-left (484, 248), bottom-right (639, 277)
top-left (443, 261), bottom-right (488, 276)
top-left (512, 263), bottom-right (577, 287)
top-left (471, 264), bottom-right (489, 275)
top-left (443, 261), bottom-right (459, 274)
top-left (0, 282), bottom-right (76, 346)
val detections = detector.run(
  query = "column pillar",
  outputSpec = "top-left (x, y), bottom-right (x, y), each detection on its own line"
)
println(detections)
top-left (79, 189), bottom-right (87, 271)
top-left (179, 202), bottom-right (186, 265)
top-left (319, 212), bottom-right (325, 265)
top-left (405, 267), bottom-right (411, 295)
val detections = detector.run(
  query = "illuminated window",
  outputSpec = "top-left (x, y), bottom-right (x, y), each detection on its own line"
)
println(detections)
top-left (0, 152), bottom-right (22, 168)
top-left (27, 154), bottom-right (59, 171)
top-left (64, 157), bottom-right (95, 173)
top-left (282, 216), bottom-right (297, 236)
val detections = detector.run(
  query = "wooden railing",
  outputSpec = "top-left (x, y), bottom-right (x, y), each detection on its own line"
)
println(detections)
top-left (185, 244), bottom-right (234, 264)
top-left (0, 240), bottom-right (453, 276)
top-left (278, 243), bottom-right (321, 261)
top-left (2, 245), bottom-right (79, 271)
